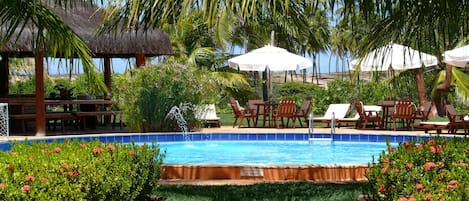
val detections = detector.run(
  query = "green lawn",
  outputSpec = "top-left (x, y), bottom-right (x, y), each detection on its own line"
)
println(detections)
top-left (218, 112), bottom-right (320, 128)
top-left (154, 182), bottom-right (369, 201)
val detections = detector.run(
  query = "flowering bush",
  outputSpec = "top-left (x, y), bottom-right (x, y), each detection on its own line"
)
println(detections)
top-left (366, 137), bottom-right (469, 201)
top-left (0, 139), bottom-right (165, 200)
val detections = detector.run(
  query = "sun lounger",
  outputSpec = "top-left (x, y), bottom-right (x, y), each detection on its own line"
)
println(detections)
top-left (313, 104), bottom-right (351, 127)
top-left (195, 104), bottom-right (221, 127)
top-left (336, 113), bottom-right (360, 128)
top-left (417, 121), bottom-right (449, 134)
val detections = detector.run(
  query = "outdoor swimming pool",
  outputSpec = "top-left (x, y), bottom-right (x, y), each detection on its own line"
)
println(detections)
top-left (0, 132), bottom-right (430, 181)
top-left (159, 140), bottom-right (396, 165)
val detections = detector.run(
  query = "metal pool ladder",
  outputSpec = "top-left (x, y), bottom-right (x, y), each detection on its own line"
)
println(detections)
top-left (308, 112), bottom-right (334, 144)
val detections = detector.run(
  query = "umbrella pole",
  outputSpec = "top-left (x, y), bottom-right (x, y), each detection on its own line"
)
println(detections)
top-left (262, 70), bottom-right (268, 101)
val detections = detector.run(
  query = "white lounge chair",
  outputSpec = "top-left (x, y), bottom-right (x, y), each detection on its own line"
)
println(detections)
top-left (195, 104), bottom-right (221, 127)
top-left (313, 104), bottom-right (351, 127)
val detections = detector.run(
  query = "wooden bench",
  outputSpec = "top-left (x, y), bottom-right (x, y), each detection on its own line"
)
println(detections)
top-left (74, 110), bottom-right (123, 130)
top-left (10, 112), bottom-right (76, 133)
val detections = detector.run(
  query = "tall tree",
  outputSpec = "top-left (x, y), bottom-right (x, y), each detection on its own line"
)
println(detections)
top-left (341, 0), bottom-right (469, 112)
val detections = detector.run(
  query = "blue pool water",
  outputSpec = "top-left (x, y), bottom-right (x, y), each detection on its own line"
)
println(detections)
top-left (159, 140), bottom-right (396, 165)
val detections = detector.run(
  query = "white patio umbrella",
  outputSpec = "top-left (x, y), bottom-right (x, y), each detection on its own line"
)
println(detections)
top-left (350, 43), bottom-right (438, 71)
top-left (228, 45), bottom-right (312, 72)
top-left (228, 45), bottom-right (312, 99)
top-left (443, 45), bottom-right (469, 67)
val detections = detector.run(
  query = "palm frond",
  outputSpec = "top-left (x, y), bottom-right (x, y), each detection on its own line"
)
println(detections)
top-left (451, 67), bottom-right (469, 102)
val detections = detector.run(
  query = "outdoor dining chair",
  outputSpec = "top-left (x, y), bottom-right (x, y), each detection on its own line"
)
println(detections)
top-left (390, 98), bottom-right (416, 131)
top-left (354, 97), bottom-right (383, 129)
top-left (229, 97), bottom-right (256, 128)
top-left (294, 97), bottom-right (312, 127)
top-left (445, 103), bottom-right (468, 134)
top-left (272, 98), bottom-right (297, 128)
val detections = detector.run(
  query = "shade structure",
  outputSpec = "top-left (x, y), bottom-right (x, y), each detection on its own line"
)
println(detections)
top-left (228, 45), bottom-right (312, 72)
top-left (350, 43), bottom-right (438, 71)
top-left (443, 45), bottom-right (469, 67)
top-left (0, 2), bottom-right (172, 57)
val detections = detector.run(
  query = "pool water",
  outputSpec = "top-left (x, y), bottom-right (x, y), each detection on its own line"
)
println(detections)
top-left (158, 140), bottom-right (395, 165)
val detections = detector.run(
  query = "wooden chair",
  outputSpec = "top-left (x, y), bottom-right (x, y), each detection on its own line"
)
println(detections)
top-left (354, 98), bottom-right (382, 129)
top-left (294, 97), bottom-right (312, 127)
top-left (390, 98), bottom-right (416, 130)
top-left (412, 101), bottom-right (433, 122)
top-left (444, 103), bottom-right (468, 134)
top-left (272, 98), bottom-right (297, 128)
top-left (229, 97), bottom-right (256, 128)
top-left (382, 97), bottom-right (396, 128)
top-left (248, 99), bottom-right (266, 127)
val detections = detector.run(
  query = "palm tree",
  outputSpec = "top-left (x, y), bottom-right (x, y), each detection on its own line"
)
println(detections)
top-left (0, 0), bottom-right (104, 136)
top-left (0, 0), bottom-right (101, 86)
top-left (340, 0), bottom-right (469, 113)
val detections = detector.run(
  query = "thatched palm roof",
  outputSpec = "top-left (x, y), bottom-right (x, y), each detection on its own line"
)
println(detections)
top-left (1, 2), bottom-right (172, 58)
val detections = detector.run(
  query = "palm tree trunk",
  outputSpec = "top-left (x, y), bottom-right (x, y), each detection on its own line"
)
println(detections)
top-left (415, 68), bottom-right (426, 106)
top-left (432, 64), bottom-right (453, 116)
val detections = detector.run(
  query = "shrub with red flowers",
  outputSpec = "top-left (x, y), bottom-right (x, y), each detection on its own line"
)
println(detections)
top-left (366, 137), bottom-right (469, 200)
top-left (0, 139), bottom-right (165, 200)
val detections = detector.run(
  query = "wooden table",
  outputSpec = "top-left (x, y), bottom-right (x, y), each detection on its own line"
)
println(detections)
top-left (253, 101), bottom-right (278, 127)
top-left (3, 99), bottom-right (120, 132)
top-left (378, 101), bottom-right (395, 129)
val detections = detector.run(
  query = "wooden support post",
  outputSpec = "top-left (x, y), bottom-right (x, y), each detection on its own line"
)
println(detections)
top-left (136, 53), bottom-right (145, 68)
top-left (35, 51), bottom-right (46, 136)
top-left (104, 55), bottom-right (112, 96)
top-left (0, 54), bottom-right (9, 98)
top-left (103, 56), bottom-right (112, 124)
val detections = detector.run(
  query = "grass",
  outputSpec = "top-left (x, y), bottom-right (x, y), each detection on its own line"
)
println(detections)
top-left (154, 182), bottom-right (369, 201)
top-left (218, 112), bottom-right (325, 128)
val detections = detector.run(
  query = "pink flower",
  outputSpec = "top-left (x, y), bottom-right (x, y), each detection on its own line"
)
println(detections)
top-left (79, 143), bottom-right (87, 148)
top-left (381, 167), bottom-right (389, 174)
top-left (93, 147), bottom-right (103, 155)
top-left (406, 163), bottom-right (413, 169)
top-left (0, 183), bottom-right (6, 188)
top-left (415, 183), bottom-right (424, 190)
top-left (382, 158), bottom-right (390, 163)
top-left (21, 185), bottom-right (30, 193)
top-left (424, 162), bottom-right (437, 171)
top-left (427, 140), bottom-right (436, 145)
top-left (447, 180), bottom-right (458, 189)
top-left (402, 141), bottom-right (409, 147)
top-left (129, 150), bottom-right (135, 155)
top-left (398, 197), bottom-right (409, 201)
top-left (377, 184), bottom-right (385, 192)
top-left (24, 175), bottom-right (35, 182)
top-left (107, 145), bottom-right (115, 151)
top-left (429, 146), bottom-right (441, 154)
top-left (426, 194), bottom-right (433, 201)
top-left (54, 147), bottom-right (62, 153)
top-left (448, 180), bottom-right (458, 185)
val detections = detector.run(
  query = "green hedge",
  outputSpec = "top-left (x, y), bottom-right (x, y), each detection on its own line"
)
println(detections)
top-left (0, 139), bottom-right (165, 200)
top-left (367, 137), bottom-right (469, 200)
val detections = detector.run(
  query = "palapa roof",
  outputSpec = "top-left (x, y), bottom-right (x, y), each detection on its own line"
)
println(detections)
top-left (0, 2), bottom-right (172, 58)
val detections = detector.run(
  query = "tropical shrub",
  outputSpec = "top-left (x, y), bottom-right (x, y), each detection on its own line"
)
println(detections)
top-left (0, 139), bottom-right (165, 200)
top-left (366, 137), bottom-right (469, 201)
top-left (276, 81), bottom-right (327, 114)
top-left (114, 62), bottom-right (217, 132)
top-left (357, 81), bottom-right (392, 105)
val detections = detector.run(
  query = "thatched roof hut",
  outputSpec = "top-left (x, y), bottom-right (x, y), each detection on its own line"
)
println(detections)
top-left (0, 2), bottom-right (172, 57)
top-left (0, 2), bottom-right (172, 135)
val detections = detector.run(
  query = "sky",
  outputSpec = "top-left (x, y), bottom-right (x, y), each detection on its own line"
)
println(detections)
top-left (45, 1), bottom-right (351, 75)
top-left (46, 51), bottom-right (350, 75)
